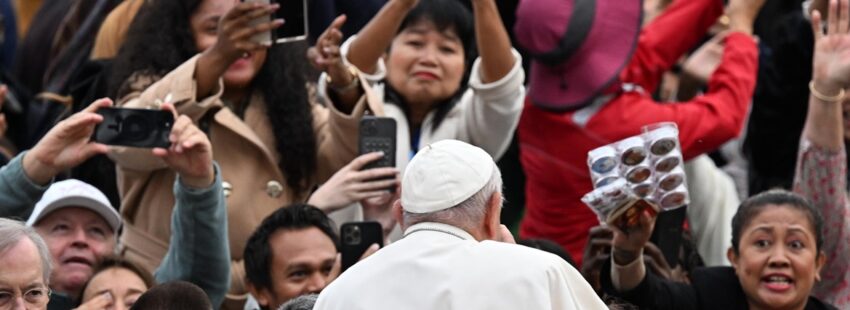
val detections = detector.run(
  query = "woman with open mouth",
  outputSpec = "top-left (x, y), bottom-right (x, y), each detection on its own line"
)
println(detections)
top-left (600, 1), bottom-right (850, 308)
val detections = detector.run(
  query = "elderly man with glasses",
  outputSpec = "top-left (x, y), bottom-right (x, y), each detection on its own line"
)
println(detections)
top-left (0, 218), bottom-right (53, 310)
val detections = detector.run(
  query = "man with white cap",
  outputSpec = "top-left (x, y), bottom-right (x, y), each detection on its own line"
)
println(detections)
top-left (0, 99), bottom-right (231, 308)
top-left (27, 179), bottom-right (122, 306)
top-left (313, 139), bottom-right (606, 309)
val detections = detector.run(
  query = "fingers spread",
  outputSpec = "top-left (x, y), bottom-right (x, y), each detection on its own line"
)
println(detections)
top-left (829, 0), bottom-right (839, 35)
top-left (813, 10), bottom-right (824, 41)
top-left (840, 0), bottom-right (850, 34)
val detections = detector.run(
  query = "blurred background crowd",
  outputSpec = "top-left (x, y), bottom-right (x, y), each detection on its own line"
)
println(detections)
top-left (1, 0), bottom-right (849, 309)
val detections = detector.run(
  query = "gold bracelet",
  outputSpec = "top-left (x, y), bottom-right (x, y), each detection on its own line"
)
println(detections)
top-left (326, 66), bottom-right (360, 93)
top-left (809, 81), bottom-right (846, 103)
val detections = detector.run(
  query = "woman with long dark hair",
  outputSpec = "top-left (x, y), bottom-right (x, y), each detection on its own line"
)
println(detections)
top-left (108, 0), bottom-right (385, 307)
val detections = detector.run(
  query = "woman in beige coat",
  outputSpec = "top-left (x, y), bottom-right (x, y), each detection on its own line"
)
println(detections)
top-left (107, 0), bottom-right (391, 307)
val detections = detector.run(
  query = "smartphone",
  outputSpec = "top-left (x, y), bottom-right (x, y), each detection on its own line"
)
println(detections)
top-left (340, 221), bottom-right (383, 272)
top-left (93, 107), bottom-right (173, 148)
top-left (244, 0), bottom-right (308, 45)
top-left (359, 116), bottom-right (397, 170)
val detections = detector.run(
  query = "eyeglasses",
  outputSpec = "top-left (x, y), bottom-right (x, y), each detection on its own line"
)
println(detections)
top-left (0, 286), bottom-right (51, 309)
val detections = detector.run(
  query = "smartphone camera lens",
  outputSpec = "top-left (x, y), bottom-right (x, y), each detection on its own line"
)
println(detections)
top-left (344, 226), bottom-right (362, 245)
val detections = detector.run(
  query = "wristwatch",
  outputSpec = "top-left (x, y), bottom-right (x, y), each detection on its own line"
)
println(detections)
top-left (326, 65), bottom-right (360, 93)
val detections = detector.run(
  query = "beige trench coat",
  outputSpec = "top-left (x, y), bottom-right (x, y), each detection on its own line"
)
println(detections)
top-left (109, 55), bottom-right (382, 308)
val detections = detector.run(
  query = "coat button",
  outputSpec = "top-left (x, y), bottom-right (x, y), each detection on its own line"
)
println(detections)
top-left (222, 181), bottom-right (233, 198)
top-left (266, 180), bottom-right (283, 198)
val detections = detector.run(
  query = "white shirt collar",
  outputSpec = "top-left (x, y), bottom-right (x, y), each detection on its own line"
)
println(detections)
top-left (402, 222), bottom-right (476, 241)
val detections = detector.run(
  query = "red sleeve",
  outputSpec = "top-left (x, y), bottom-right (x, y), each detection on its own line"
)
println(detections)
top-left (614, 33), bottom-right (757, 160)
top-left (673, 33), bottom-right (758, 160)
top-left (622, 0), bottom-right (725, 93)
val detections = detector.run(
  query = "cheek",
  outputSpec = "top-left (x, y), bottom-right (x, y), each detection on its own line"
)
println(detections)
top-left (735, 250), bottom-right (766, 280)
top-left (253, 50), bottom-right (267, 72)
top-left (43, 236), bottom-right (69, 258)
top-left (442, 56), bottom-right (466, 91)
top-left (275, 279), bottom-right (305, 302)
top-left (386, 52), bottom-right (414, 83)
top-left (195, 33), bottom-right (217, 52)
top-left (92, 240), bottom-right (115, 256)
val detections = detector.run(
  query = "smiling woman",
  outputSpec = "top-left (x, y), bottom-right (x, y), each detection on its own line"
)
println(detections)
top-left (107, 0), bottom-right (381, 307)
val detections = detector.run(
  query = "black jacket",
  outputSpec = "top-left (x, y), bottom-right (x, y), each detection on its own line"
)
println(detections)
top-left (602, 263), bottom-right (836, 310)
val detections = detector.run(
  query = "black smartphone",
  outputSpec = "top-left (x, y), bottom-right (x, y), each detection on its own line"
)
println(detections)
top-left (244, 0), bottom-right (308, 44)
top-left (93, 107), bottom-right (173, 148)
top-left (358, 116), bottom-right (397, 170)
top-left (340, 221), bottom-right (383, 272)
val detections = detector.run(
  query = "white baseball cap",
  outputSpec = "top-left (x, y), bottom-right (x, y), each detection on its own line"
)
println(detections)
top-left (27, 179), bottom-right (121, 231)
top-left (401, 140), bottom-right (495, 213)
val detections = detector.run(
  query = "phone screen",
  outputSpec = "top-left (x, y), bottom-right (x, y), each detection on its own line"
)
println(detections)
top-left (272, 0), bottom-right (307, 42)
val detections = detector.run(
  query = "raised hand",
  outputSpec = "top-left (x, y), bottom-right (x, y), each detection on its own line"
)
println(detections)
top-left (610, 208), bottom-right (658, 266)
top-left (152, 104), bottom-right (215, 188)
top-left (209, 2), bottom-right (282, 64)
top-left (23, 98), bottom-right (112, 185)
top-left (308, 152), bottom-right (399, 213)
top-left (682, 31), bottom-right (729, 84)
top-left (308, 15), bottom-right (353, 88)
top-left (726, 0), bottom-right (767, 34)
top-left (812, 0), bottom-right (850, 93)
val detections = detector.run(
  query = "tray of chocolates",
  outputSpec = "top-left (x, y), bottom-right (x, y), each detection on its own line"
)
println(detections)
top-left (582, 122), bottom-right (690, 226)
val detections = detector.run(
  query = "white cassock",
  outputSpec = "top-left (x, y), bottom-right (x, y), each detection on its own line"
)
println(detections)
top-left (314, 222), bottom-right (607, 310)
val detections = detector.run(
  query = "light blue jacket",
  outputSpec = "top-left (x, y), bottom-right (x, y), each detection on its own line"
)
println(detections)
top-left (0, 152), bottom-right (230, 308)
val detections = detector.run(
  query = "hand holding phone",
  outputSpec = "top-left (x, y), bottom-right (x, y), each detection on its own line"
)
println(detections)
top-left (92, 107), bottom-right (174, 148)
top-left (359, 116), bottom-right (397, 171)
top-left (211, 2), bottom-right (282, 63)
top-left (24, 98), bottom-right (113, 185)
top-left (307, 152), bottom-right (398, 213)
top-left (243, 0), bottom-right (308, 45)
top-left (152, 104), bottom-right (215, 188)
top-left (340, 221), bottom-right (384, 271)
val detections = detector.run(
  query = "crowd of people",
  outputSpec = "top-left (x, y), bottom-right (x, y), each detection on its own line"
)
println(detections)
top-left (1, 0), bottom-right (849, 309)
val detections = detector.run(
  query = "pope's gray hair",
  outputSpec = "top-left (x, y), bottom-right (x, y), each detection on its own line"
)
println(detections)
top-left (0, 218), bottom-right (52, 284)
top-left (404, 164), bottom-right (503, 230)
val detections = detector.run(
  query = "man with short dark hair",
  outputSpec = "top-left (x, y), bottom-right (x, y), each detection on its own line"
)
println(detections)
top-left (314, 140), bottom-right (606, 309)
top-left (244, 204), bottom-right (340, 310)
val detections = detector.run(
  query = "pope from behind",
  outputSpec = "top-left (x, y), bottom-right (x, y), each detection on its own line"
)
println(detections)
top-left (313, 139), bottom-right (606, 310)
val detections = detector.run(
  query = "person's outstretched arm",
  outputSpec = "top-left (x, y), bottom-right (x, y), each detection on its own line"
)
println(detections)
top-left (794, 0), bottom-right (850, 306)
top-left (151, 104), bottom-right (230, 309)
top-left (346, 0), bottom-right (418, 75)
top-left (470, 0), bottom-right (513, 83)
